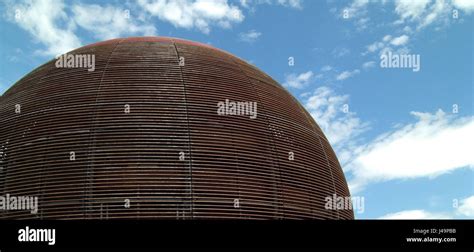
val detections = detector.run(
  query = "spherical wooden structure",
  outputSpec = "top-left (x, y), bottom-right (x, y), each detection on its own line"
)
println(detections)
top-left (0, 37), bottom-right (353, 219)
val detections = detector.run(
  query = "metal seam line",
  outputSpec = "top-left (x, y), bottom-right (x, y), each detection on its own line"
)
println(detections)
top-left (229, 57), bottom-right (283, 219)
top-left (84, 38), bottom-right (125, 219)
top-left (317, 135), bottom-right (340, 219)
top-left (171, 39), bottom-right (194, 219)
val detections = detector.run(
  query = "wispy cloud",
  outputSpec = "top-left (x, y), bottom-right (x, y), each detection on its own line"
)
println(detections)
top-left (379, 209), bottom-right (451, 219)
top-left (390, 34), bottom-right (409, 46)
top-left (5, 0), bottom-right (81, 56)
top-left (336, 69), bottom-right (360, 81)
top-left (456, 195), bottom-right (474, 217)
top-left (304, 86), bottom-right (368, 149)
top-left (393, 0), bottom-right (455, 30)
top-left (332, 47), bottom-right (350, 58)
top-left (394, 0), bottom-right (431, 23)
top-left (283, 71), bottom-right (314, 89)
top-left (453, 0), bottom-right (474, 13)
top-left (336, 0), bottom-right (372, 31)
top-left (4, 0), bottom-right (308, 57)
top-left (321, 65), bottom-right (333, 72)
top-left (240, 0), bottom-right (303, 10)
top-left (73, 4), bottom-right (157, 40)
top-left (340, 0), bottom-right (370, 19)
top-left (365, 34), bottom-right (410, 55)
top-left (276, 0), bottom-right (303, 9)
top-left (304, 86), bottom-right (473, 194)
top-left (137, 0), bottom-right (244, 34)
top-left (336, 0), bottom-right (474, 59)
top-left (347, 110), bottom-right (474, 193)
top-left (3, 0), bottom-right (247, 55)
top-left (378, 195), bottom-right (474, 219)
top-left (5, 0), bottom-right (158, 55)
top-left (362, 61), bottom-right (376, 69)
top-left (239, 29), bottom-right (262, 43)
top-left (339, 0), bottom-right (473, 33)
top-left (393, 0), bottom-right (474, 30)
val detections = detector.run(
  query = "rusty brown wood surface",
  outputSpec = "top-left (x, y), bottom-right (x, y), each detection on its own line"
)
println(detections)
top-left (0, 37), bottom-right (353, 219)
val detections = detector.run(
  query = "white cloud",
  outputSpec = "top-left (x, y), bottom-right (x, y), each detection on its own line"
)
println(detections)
top-left (7, 48), bottom-right (24, 63)
top-left (305, 88), bottom-right (473, 194)
top-left (338, 0), bottom-right (474, 35)
top-left (304, 86), bottom-right (368, 149)
top-left (240, 0), bottom-right (303, 10)
top-left (342, 0), bottom-right (370, 19)
top-left (379, 209), bottom-right (451, 219)
top-left (239, 0), bottom-right (250, 8)
top-left (355, 16), bottom-right (370, 31)
top-left (453, 0), bottom-right (474, 13)
top-left (239, 29), bottom-right (261, 43)
top-left (304, 88), bottom-right (472, 196)
top-left (362, 61), bottom-right (376, 69)
top-left (4, 0), bottom-right (249, 56)
top-left (390, 34), bottom-right (409, 46)
top-left (72, 4), bottom-right (157, 40)
top-left (336, 69), bottom-right (360, 81)
top-left (365, 34), bottom-right (410, 55)
top-left (378, 195), bottom-right (474, 219)
top-left (382, 35), bottom-right (392, 42)
top-left (456, 196), bottom-right (474, 217)
top-left (276, 0), bottom-right (303, 9)
top-left (338, 0), bottom-right (373, 31)
top-left (137, 0), bottom-right (244, 34)
top-left (5, 0), bottom-right (81, 56)
top-left (347, 110), bottom-right (474, 193)
top-left (332, 47), bottom-right (350, 58)
top-left (394, 0), bottom-right (431, 22)
top-left (418, 0), bottom-right (450, 29)
top-left (283, 71), bottom-right (314, 89)
top-left (367, 41), bottom-right (384, 53)
top-left (321, 65), bottom-right (333, 72)
top-left (393, 0), bottom-right (464, 30)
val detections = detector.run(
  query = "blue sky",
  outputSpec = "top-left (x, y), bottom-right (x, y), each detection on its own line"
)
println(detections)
top-left (0, 0), bottom-right (473, 219)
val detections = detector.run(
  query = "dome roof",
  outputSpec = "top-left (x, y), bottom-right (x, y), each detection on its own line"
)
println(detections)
top-left (0, 37), bottom-right (353, 219)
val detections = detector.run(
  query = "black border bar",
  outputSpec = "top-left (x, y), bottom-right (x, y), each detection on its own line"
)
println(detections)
top-left (0, 220), bottom-right (472, 250)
